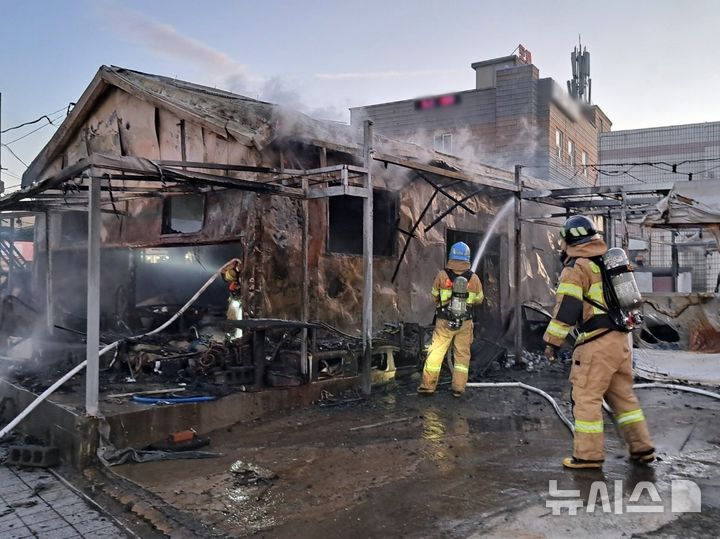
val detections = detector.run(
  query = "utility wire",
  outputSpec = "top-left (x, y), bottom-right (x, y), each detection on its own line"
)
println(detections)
top-left (1, 144), bottom-right (28, 167)
top-left (0, 106), bottom-right (67, 134)
top-left (583, 155), bottom-right (720, 170)
top-left (4, 110), bottom-right (64, 146)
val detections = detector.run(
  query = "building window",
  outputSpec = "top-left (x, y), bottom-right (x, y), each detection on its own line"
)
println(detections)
top-left (328, 189), bottom-right (397, 256)
top-left (433, 133), bottom-right (453, 155)
top-left (555, 130), bottom-right (564, 159)
top-left (581, 151), bottom-right (588, 177)
top-left (161, 194), bottom-right (205, 235)
top-left (568, 140), bottom-right (576, 167)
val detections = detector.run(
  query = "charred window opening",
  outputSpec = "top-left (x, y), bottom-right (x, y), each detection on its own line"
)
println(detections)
top-left (161, 194), bottom-right (205, 235)
top-left (134, 243), bottom-right (243, 311)
top-left (60, 211), bottom-right (88, 247)
top-left (328, 189), bottom-right (397, 256)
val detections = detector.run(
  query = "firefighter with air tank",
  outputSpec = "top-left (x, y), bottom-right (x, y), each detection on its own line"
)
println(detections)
top-left (418, 242), bottom-right (484, 397)
top-left (544, 215), bottom-right (655, 469)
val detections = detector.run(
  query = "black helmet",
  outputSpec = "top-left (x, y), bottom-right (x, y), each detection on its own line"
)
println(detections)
top-left (561, 215), bottom-right (599, 245)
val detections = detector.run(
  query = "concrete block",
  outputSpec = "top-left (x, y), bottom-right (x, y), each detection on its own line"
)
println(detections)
top-left (6, 446), bottom-right (59, 468)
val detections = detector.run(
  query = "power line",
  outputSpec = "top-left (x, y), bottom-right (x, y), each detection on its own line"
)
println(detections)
top-left (584, 155), bottom-right (720, 170)
top-left (1, 144), bottom-right (29, 167)
top-left (0, 105), bottom-right (67, 134)
top-left (3, 110), bottom-right (65, 146)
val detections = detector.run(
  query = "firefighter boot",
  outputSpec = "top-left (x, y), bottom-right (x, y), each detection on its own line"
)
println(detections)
top-left (562, 456), bottom-right (603, 470)
top-left (629, 449), bottom-right (656, 465)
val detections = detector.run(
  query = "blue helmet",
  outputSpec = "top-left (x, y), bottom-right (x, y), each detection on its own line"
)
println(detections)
top-left (449, 241), bottom-right (471, 262)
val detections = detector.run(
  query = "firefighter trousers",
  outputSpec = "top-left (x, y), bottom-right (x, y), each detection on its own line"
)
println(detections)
top-left (420, 319), bottom-right (473, 393)
top-left (570, 331), bottom-right (654, 461)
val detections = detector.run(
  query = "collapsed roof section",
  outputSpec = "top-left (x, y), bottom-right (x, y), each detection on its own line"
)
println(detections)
top-left (637, 181), bottom-right (720, 227)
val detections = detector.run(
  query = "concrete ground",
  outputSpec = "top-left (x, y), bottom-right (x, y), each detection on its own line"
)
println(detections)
top-left (0, 465), bottom-right (127, 538)
top-left (106, 365), bottom-right (720, 538)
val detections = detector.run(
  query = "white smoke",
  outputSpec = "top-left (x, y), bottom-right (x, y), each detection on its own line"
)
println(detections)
top-left (315, 69), bottom-right (465, 80)
top-left (96, 3), bottom-right (346, 121)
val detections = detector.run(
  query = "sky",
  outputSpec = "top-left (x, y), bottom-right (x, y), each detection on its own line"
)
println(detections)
top-left (1, 0), bottom-right (719, 189)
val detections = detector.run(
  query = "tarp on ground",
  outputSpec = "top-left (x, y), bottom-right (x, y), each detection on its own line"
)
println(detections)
top-left (634, 348), bottom-right (720, 386)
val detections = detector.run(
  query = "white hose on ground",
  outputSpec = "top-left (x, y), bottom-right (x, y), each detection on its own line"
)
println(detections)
top-left (465, 382), bottom-right (575, 434)
top-left (0, 258), bottom-right (240, 440)
top-left (633, 382), bottom-right (720, 401)
top-left (464, 381), bottom-right (720, 438)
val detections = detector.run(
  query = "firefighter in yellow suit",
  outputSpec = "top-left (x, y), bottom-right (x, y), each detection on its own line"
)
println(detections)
top-left (222, 260), bottom-right (243, 339)
top-left (418, 242), bottom-right (484, 397)
top-left (543, 216), bottom-right (655, 469)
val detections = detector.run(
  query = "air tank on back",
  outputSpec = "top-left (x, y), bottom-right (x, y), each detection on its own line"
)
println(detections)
top-left (448, 276), bottom-right (469, 329)
top-left (602, 247), bottom-right (643, 313)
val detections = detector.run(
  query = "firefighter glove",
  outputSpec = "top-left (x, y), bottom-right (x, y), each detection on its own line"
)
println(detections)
top-left (544, 345), bottom-right (558, 363)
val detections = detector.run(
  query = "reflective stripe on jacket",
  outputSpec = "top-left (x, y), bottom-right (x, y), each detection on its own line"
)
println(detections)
top-left (543, 238), bottom-right (612, 348)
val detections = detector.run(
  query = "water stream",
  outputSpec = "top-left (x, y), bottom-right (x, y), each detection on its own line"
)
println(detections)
top-left (470, 198), bottom-right (515, 273)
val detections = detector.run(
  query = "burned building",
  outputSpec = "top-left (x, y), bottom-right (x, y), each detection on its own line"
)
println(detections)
top-left (0, 66), bottom-right (561, 464)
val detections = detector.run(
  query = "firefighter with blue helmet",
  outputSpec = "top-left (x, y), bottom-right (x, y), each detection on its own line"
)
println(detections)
top-left (418, 241), bottom-right (484, 397)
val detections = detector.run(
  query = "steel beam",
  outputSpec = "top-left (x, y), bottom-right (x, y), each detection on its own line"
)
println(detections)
top-left (306, 185), bottom-right (369, 199)
top-left (374, 152), bottom-right (518, 192)
top-left (85, 173), bottom-right (101, 417)
top-left (513, 165), bottom-right (523, 366)
top-left (521, 182), bottom-right (677, 199)
top-left (361, 121), bottom-right (374, 395)
top-left (301, 177), bottom-right (310, 381)
top-left (44, 212), bottom-right (54, 334)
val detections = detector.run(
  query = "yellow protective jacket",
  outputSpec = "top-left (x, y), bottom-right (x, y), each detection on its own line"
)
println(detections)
top-left (543, 238), bottom-right (616, 348)
top-left (431, 259), bottom-right (484, 310)
top-left (222, 263), bottom-right (241, 297)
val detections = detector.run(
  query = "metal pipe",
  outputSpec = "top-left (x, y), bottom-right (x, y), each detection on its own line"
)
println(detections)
top-left (85, 173), bottom-right (101, 416)
top-left (513, 165), bottom-right (523, 366)
top-left (0, 257), bottom-right (240, 440)
top-left (361, 120), bottom-right (374, 395)
top-left (44, 211), bottom-right (54, 334)
top-left (7, 216), bottom-right (15, 293)
top-left (300, 177), bottom-right (309, 380)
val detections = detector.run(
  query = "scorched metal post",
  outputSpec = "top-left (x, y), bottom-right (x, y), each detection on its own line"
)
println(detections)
top-left (85, 171), bottom-right (101, 416)
top-left (362, 120), bottom-right (374, 395)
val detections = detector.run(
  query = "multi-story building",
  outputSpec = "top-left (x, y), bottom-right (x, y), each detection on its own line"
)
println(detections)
top-left (599, 122), bottom-right (720, 293)
top-left (351, 50), bottom-right (611, 186)
top-left (599, 121), bottom-right (720, 185)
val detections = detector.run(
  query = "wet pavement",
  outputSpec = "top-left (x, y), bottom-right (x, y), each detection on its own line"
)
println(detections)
top-left (0, 465), bottom-right (127, 538)
top-left (111, 368), bottom-right (720, 538)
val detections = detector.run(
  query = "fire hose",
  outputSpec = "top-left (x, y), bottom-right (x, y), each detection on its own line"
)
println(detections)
top-left (0, 258), bottom-right (240, 440)
top-left (465, 382), bottom-right (575, 433)
top-left (467, 380), bottom-right (720, 437)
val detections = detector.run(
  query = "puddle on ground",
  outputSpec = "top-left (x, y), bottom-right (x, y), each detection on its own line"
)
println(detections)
top-left (468, 414), bottom-right (545, 433)
top-left (422, 409), bottom-right (446, 442)
top-left (221, 459), bottom-right (280, 533)
top-left (379, 393), bottom-right (397, 411)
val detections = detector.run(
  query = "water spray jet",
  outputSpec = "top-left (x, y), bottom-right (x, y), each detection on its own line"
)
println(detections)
top-left (470, 198), bottom-right (515, 273)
